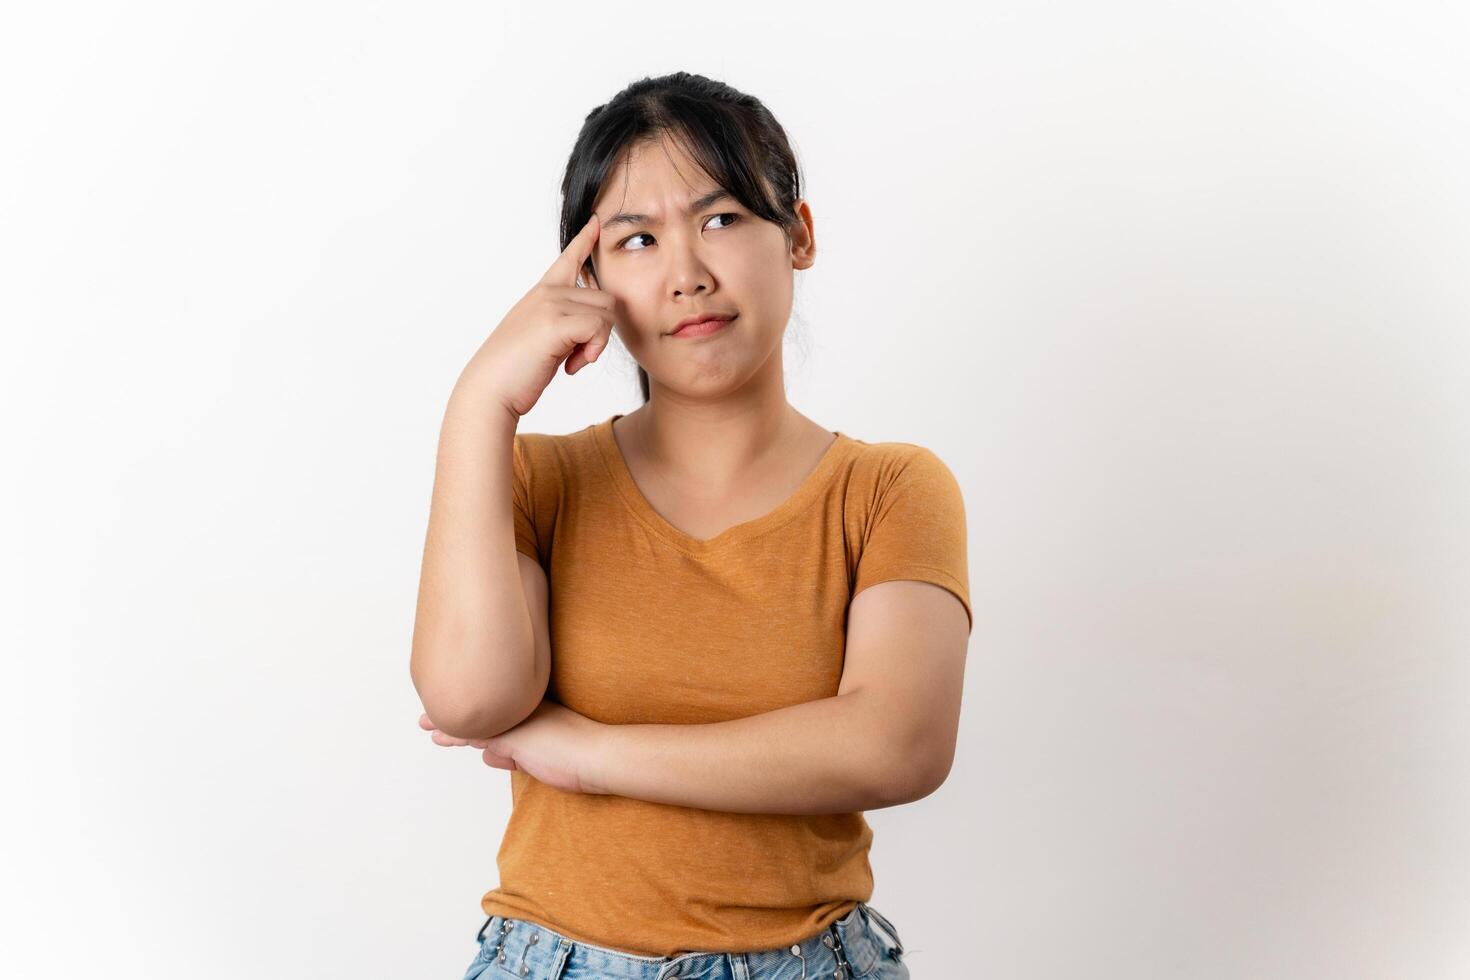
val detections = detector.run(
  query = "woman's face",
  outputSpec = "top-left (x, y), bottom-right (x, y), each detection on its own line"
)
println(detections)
top-left (584, 135), bottom-right (815, 399)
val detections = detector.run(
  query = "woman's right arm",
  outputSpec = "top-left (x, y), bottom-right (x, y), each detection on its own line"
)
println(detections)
top-left (409, 211), bottom-right (614, 740)
top-left (409, 377), bottom-right (542, 741)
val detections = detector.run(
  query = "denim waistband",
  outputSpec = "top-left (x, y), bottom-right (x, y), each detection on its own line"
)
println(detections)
top-left (470, 902), bottom-right (903, 979)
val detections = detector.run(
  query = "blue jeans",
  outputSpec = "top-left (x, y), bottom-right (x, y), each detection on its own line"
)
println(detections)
top-left (460, 902), bottom-right (911, 979)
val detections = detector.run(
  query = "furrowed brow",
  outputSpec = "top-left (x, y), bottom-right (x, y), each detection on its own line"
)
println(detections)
top-left (600, 189), bottom-right (735, 231)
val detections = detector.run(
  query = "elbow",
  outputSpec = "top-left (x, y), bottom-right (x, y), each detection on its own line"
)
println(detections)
top-left (410, 650), bottom-right (544, 741)
top-left (906, 757), bottom-right (952, 803)
top-left (869, 733), bottom-right (955, 808)
top-left (419, 691), bottom-right (536, 742)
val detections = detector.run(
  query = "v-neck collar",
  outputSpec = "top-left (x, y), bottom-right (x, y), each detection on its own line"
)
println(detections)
top-left (591, 413), bottom-right (852, 556)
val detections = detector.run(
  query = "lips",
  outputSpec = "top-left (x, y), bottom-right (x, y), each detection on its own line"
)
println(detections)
top-left (670, 314), bottom-right (736, 337)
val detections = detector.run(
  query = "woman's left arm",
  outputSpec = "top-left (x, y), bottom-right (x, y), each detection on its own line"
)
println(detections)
top-left (423, 693), bottom-right (897, 814)
top-left (421, 579), bottom-right (968, 816)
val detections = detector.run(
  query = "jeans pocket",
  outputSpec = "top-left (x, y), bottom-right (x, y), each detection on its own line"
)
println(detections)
top-left (858, 903), bottom-right (906, 967)
top-left (877, 947), bottom-right (911, 979)
top-left (459, 941), bottom-right (494, 980)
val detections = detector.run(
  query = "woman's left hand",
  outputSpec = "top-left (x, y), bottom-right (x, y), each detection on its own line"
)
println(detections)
top-left (418, 699), bottom-right (609, 796)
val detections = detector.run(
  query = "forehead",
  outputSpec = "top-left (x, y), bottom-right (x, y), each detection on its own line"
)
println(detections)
top-left (592, 136), bottom-right (721, 212)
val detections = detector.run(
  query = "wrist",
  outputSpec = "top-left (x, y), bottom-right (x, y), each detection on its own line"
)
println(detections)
top-left (582, 720), bottom-right (619, 796)
top-left (445, 370), bottom-right (520, 435)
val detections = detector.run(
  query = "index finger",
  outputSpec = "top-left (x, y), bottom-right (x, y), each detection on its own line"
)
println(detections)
top-left (542, 212), bottom-right (601, 288)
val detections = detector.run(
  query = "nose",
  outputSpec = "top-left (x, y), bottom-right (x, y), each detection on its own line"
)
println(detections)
top-left (667, 241), bottom-right (714, 298)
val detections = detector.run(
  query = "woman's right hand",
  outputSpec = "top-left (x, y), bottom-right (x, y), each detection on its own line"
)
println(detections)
top-left (459, 212), bottom-right (617, 421)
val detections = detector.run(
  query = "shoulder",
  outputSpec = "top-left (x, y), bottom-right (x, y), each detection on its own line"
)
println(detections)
top-left (513, 423), bottom-right (598, 474)
top-left (841, 437), bottom-right (962, 497)
top-left (513, 427), bottom-right (574, 459)
top-left (835, 438), bottom-right (966, 546)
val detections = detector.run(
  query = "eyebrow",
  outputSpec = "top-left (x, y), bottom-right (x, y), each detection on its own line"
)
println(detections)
top-left (599, 189), bottom-right (736, 231)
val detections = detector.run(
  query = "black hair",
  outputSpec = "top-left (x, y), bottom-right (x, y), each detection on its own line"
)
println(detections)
top-left (558, 72), bottom-right (805, 403)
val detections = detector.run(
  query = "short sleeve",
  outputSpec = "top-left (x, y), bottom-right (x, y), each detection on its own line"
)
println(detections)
top-left (511, 433), bottom-right (542, 564)
top-left (852, 446), bottom-right (973, 633)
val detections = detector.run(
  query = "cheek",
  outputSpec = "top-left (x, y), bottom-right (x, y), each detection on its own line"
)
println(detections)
top-left (605, 293), bottom-right (661, 349)
top-left (739, 254), bottom-right (794, 313)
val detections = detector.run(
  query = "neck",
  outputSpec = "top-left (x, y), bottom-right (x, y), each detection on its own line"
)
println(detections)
top-left (625, 377), bottom-right (805, 489)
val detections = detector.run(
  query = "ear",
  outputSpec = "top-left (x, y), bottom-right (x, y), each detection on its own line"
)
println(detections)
top-left (789, 198), bottom-right (816, 271)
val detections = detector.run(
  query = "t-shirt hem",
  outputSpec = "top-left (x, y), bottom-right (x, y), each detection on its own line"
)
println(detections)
top-left (854, 564), bottom-right (973, 632)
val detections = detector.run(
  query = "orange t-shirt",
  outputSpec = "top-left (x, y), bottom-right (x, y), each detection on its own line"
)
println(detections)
top-left (479, 413), bottom-right (972, 956)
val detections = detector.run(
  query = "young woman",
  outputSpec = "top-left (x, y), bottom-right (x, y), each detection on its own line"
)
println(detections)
top-left (410, 71), bottom-right (972, 980)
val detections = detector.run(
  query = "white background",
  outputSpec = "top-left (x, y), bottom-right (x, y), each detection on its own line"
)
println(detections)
top-left (3, 2), bottom-right (1468, 977)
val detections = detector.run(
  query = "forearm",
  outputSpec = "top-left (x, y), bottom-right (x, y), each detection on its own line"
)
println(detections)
top-left (589, 691), bottom-right (913, 815)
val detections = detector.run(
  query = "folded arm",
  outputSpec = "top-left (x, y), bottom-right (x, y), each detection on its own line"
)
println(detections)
top-left (589, 580), bottom-right (971, 815)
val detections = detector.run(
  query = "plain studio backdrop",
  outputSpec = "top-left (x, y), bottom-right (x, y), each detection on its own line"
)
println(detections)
top-left (3, 2), bottom-right (1467, 978)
